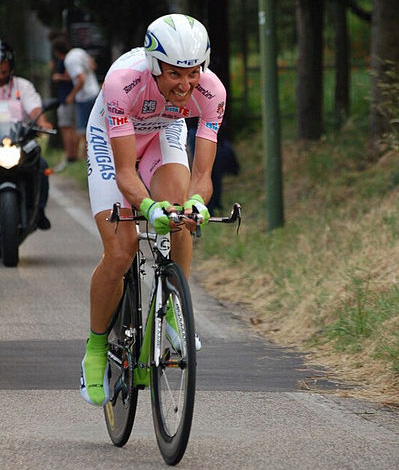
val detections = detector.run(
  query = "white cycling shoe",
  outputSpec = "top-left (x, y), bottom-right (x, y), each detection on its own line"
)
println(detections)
top-left (165, 321), bottom-right (202, 353)
top-left (165, 299), bottom-right (201, 354)
top-left (80, 362), bottom-right (110, 406)
top-left (80, 345), bottom-right (110, 406)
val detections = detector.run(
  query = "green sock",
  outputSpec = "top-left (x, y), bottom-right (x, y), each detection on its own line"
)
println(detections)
top-left (82, 331), bottom-right (109, 405)
top-left (87, 330), bottom-right (108, 349)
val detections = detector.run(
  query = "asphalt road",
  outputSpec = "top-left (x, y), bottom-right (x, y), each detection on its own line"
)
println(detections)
top-left (1, 174), bottom-right (399, 470)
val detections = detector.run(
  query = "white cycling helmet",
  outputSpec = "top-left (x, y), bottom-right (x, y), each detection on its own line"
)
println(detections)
top-left (144, 14), bottom-right (211, 76)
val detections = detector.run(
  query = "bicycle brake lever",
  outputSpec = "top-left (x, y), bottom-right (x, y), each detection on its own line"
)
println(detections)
top-left (195, 216), bottom-right (202, 238)
top-left (169, 211), bottom-right (180, 224)
top-left (107, 202), bottom-right (121, 223)
top-left (233, 203), bottom-right (242, 234)
top-left (106, 203), bottom-right (121, 233)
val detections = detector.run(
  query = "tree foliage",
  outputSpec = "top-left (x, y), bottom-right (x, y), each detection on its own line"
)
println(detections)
top-left (79, 0), bottom-right (168, 50)
top-left (369, 0), bottom-right (399, 154)
top-left (30, 0), bottom-right (71, 29)
top-left (31, 0), bottom-right (169, 51)
top-left (29, 0), bottom-right (399, 154)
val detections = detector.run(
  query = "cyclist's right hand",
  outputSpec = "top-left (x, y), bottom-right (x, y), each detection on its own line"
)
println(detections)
top-left (140, 198), bottom-right (172, 234)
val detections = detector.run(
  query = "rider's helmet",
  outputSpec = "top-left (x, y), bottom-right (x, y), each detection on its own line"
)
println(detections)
top-left (144, 14), bottom-right (210, 76)
top-left (0, 40), bottom-right (15, 73)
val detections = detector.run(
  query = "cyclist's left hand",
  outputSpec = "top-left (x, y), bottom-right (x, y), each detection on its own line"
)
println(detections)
top-left (183, 194), bottom-right (210, 229)
top-left (140, 198), bottom-right (172, 234)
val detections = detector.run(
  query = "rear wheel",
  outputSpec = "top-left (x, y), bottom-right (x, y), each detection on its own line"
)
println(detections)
top-left (151, 262), bottom-right (196, 465)
top-left (0, 191), bottom-right (19, 267)
top-left (104, 259), bottom-right (141, 447)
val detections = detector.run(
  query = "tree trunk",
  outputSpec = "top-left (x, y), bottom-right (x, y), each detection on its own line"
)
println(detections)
top-left (333, 1), bottom-right (350, 128)
top-left (369, 0), bottom-right (399, 155)
top-left (296, 0), bottom-right (324, 141)
top-left (206, 0), bottom-right (232, 139)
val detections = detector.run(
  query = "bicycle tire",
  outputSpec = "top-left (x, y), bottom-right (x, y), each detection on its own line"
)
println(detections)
top-left (104, 258), bottom-right (141, 447)
top-left (0, 190), bottom-right (19, 267)
top-left (151, 261), bottom-right (196, 465)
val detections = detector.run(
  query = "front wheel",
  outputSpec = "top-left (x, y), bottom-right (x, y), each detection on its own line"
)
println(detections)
top-left (151, 262), bottom-right (196, 466)
top-left (0, 190), bottom-right (19, 267)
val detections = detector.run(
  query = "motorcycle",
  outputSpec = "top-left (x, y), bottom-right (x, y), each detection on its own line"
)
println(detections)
top-left (0, 98), bottom-right (59, 267)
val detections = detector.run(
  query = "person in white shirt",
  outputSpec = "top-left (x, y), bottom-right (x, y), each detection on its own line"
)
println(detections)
top-left (52, 37), bottom-right (100, 158)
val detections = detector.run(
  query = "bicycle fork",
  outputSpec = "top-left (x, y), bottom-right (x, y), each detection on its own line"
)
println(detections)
top-left (133, 275), bottom-right (164, 387)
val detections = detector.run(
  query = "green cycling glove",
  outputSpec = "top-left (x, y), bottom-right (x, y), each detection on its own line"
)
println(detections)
top-left (184, 194), bottom-right (210, 225)
top-left (140, 198), bottom-right (171, 235)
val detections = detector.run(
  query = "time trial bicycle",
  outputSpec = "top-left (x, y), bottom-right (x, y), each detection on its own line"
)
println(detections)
top-left (103, 202), bottom-right (241, 465)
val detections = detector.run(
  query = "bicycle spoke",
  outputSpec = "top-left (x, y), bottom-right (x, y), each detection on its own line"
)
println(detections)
top-left (158, 347), bottom-right (187, 435)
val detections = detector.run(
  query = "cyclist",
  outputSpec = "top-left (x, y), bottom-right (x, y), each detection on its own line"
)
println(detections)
top-left (81, 14), bottom-right (226, 406)
top-left (0, 40), bottom-right (53, 229)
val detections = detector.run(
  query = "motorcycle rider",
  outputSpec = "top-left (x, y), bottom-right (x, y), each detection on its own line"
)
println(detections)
top-left (0, 40), bottom-right (53, 229)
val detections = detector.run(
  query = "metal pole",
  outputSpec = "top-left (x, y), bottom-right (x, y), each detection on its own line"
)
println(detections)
top-left (258, 0), bottom-right (284, 230)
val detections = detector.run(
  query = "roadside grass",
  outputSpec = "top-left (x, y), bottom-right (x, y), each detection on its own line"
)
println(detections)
top-left (43, 143), bottom-right (89, 190)
top-left (194, 121), bottom-right (399, 404)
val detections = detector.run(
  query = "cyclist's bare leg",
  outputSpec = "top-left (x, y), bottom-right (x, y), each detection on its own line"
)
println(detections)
top-left (90, 208), bottom-right (138, 333)
top-left (81, 208), bottom-right (137, 406)
top-left (150, 163), bottom-right (193, 278)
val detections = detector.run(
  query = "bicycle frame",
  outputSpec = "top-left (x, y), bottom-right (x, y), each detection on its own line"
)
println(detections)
top-left (108, 200), bottom-right (241, 389)
top-left (133, 228), bottom-right (174, 388)
top-left (104, 201), bottom-right (241, 462)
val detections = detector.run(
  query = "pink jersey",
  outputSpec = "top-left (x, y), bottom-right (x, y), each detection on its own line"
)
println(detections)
top-left (96, 48), bottom-right (226, 142)
top-left (87, 48), bottom-right (226, 216)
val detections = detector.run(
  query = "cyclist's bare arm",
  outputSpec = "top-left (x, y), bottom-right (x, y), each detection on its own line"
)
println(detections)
top-left (111, 134), bottom-right (149, 210)
top-left (189, 137), bottom-right (217, 204)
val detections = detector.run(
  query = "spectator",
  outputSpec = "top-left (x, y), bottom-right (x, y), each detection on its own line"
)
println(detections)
top-left (52, 36), bottom-right (100, 159)
top-left (0, 40), bottom-right (53, 229)
top-left (48, 31), bottom-right (79, 171)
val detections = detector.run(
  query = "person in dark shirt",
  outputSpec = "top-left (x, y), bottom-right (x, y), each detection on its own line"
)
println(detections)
top-left (48, 31), bottom-right (79, 170)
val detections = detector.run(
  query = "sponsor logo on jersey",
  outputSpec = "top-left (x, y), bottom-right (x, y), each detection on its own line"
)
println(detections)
top-left (149, 158), bottom-right (161, 174)
top-left (165, 120), bottom-right (185, 151)
top-left (142, 100), bottom-right (157, 114)
top-left (87, 126), bottom-right (115, 181)
top-left (195, 83), bottom-right (215, 99)
top-left (205, 122), bottom-right (219, 132)
top-left (108, 116), bottom-right (129, 126)
top-left (164, 104), bottom-right (190, 117)
top-left (107, 101), bottom-right (124, 115)
top-left (132, 120), bottom-right (173, 133)
top-left (123, 77), bottom-right (141, 94)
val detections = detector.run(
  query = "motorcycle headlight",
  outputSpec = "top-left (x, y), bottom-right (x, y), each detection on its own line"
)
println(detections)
top-left (0, 138), bottom-right (21, 169)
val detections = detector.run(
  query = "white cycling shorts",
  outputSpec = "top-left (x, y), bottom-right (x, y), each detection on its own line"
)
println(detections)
top-left (86, 119), bottom-right (188, 216)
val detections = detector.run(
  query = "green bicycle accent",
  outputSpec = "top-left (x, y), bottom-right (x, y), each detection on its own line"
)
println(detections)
top-left (133, 299), bottom-right (155, 388)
